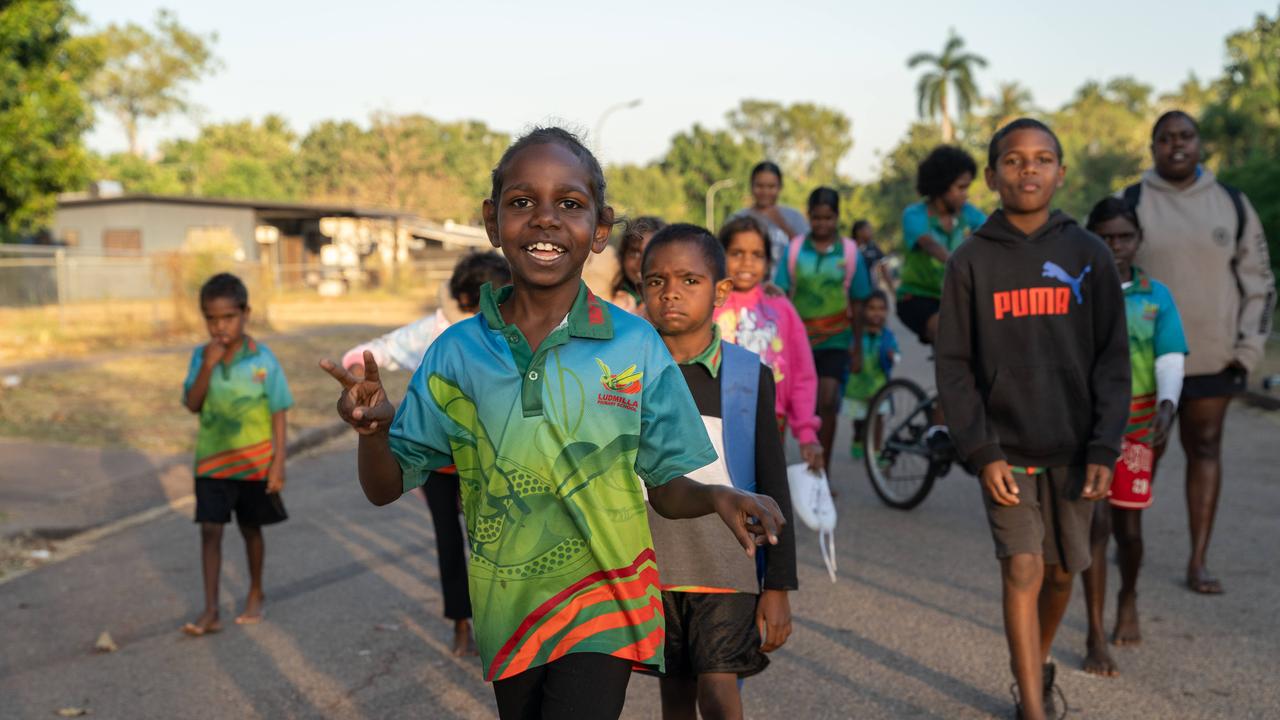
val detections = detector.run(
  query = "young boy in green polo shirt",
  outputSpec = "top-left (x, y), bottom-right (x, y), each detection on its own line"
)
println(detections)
top-left (321, 127), bottom-right (784, 720)
top-left (181, 272), bottom-right (293, 636)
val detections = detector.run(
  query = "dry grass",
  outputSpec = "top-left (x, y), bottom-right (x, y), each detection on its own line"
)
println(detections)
top-left (0, 326), bottom-right (413, 454)
top-left (0, 293), bottom-right (432, 365)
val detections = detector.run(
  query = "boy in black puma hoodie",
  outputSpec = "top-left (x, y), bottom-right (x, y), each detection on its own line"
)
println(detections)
top-left (936, 119), bottom-right (1130, 720)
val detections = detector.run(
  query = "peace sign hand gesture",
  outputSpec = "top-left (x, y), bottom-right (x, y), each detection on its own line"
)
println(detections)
top-left (319, 350), bottom-right (396, 435)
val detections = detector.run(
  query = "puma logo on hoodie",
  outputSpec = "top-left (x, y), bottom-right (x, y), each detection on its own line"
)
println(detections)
top-left (991, 261), bottom-right (1092, 320)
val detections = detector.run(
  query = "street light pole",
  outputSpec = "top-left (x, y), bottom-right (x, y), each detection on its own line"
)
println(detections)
top-left (705, 178), bottom-right (737, 232)
top-left (594, 98), bottom-right (642, 161)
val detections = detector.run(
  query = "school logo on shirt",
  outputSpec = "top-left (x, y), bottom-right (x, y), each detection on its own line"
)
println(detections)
top-left (992, 261), bottom-right (1091, 320)
top-left (594, 358), bottom-right (641, 412)
top-left (595, 359), bottom-right (642, 394)
top-left (252, 366), bottom-right (267, 383)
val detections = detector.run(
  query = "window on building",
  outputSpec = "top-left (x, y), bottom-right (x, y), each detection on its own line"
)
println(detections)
top-left (102, 229), bottom-right (142, 256)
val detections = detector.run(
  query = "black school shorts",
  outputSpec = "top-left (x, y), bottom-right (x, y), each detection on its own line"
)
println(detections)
top-left (812, 348), bottom-right (851, 383)
top-left (896, 294), bottom-right (941, 344)
top-left (195, 477), bottom-right (288, 527)
top-left (660, 591), bottom-right (768, 679)
top-left (1182, 367), bottom-right (1247, 400)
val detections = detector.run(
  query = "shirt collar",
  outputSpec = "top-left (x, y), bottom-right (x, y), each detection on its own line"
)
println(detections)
top-left (478, 280), bottom-right (615, 340)
top-left (680, 325), bottom-right (723, 377)
top-left (1124, 267), bottom-right (1153, 295)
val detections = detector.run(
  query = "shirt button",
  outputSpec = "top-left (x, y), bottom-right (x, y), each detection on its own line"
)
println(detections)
top-left (528, 370), bottom-right (539, 381)
top-left (507, 335), bottom-right (519, 344)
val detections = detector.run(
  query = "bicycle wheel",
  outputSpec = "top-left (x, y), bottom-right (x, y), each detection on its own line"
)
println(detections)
top-left (863, 378), bottom-right (937, 510)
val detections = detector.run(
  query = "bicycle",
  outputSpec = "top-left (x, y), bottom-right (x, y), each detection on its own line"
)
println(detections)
top-left (861, 377), bottom-right (965, 510)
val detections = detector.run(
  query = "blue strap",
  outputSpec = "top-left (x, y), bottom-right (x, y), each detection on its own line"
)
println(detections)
top-left (720, 341), bottom-right (759, 494)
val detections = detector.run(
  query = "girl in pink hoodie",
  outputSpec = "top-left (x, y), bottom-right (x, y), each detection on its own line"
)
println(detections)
top-left (716, 215), bottom-right (824, 471)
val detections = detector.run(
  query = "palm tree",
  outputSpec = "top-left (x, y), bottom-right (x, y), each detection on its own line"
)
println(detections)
top-left (907, 30), bottom-right (988, 142)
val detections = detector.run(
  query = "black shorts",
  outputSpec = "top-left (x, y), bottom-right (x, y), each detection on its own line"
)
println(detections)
top-left (812, 348), bottom-right (851, 383)
top-left (660, 591), bottom-right (768, 679)
top-left (1182, 367), bottom-right (1247, 400)
top-left (896, 295), bottom-right (940, 344)
top-left (194, 477), bottom-right (287, 527)
top-left (982, 467), bottom-right (1093, 574)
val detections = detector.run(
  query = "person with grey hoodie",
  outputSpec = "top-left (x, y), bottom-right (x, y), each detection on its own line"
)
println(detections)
top-left (1122, 110), bottom-right (1275, 595)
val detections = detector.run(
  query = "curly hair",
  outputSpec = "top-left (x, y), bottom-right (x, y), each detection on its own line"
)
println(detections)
top-left (916, 145), bottom-right (979, 199)
top-left (489, 126), bottom-right (609, 222)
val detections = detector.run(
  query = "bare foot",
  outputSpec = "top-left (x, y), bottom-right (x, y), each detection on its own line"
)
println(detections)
top-left (181, 610), bottom-right (222, 636)
top-left (1083, 635), bottom-right (1118, 677)
top-left (1111, 592), bottom-right (1142, 645)
top-left (235, 591), bottom-right (265, 625)
top-left (452, 619), bottom-right (477, 657)
top-left (1186, 566), bottom-right (1223, 595)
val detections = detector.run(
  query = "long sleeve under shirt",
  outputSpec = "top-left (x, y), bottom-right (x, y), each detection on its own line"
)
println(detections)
top-left (646, 336), bottom-right (798, 593)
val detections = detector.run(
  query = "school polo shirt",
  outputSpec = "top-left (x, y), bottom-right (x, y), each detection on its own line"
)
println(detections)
top-left (772, 236), bottom-right (874, 351)
top-left (898, 201), bottom-right (987, 299)
top-left (388, 281), bottom-right (717, 681)
top-left (182, 337), bottom-right (293, 480)
top-left (1123, 268), bottom-right (1188, 438)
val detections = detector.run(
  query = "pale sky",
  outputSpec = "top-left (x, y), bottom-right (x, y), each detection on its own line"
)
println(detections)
top-left (83, 0), bottom-right (1270, 181)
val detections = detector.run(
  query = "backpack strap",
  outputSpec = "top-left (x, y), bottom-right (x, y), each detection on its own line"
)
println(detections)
top-left (785, 237), bottom-right (803, 298)
top-left (841, 237), bottom-right (860, 296)
top-left (1218, 181), bottom-right (1246, 245)
top-left (719, 341), bottom-right (759, 495)
top-left (1122, 182), bottom-right (1142, 212)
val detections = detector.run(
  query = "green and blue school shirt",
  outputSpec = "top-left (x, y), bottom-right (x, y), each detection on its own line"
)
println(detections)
top-left (898, 201), bottom-right (987, 299)
top-left (843, 328), bottom-right (899, 403)
top-left (388, 281), bottom-right (717, 681)
top-left (1122, 268), bottom-right (1188, 440)
top-left (773, 236), bottom-right (873, 351)
top-left (183, 338), bottom-right (293, 480)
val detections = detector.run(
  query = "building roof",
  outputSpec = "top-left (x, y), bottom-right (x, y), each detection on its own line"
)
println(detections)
top-left (56, 193), bottom-right (413, 220)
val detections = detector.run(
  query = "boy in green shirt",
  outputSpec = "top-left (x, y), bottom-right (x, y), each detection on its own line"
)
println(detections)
top-left (321, 127), bottom-right (783, 720)
top-left (181, 273), bottom-right (293, 636)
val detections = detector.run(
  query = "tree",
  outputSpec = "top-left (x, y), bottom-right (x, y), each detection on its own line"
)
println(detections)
top-left (725, 100), bottom-right (853, 198)
top-left (985, 81), bottom-right (1036, 133)
top-left (1049, 78), bottom-right (1153, 217)
top-left (660, 125), bottom-right (762, 229)
top-left (605, 164), bottom-right (691, 223)
top-left (0, 1), bottom-right (97, 240)
top-left (158, 115), bottom-right (301, 200)
top-left (907, 30), bottom-right (987, 143)
top-left (86, 9), bottom-right (219, 156)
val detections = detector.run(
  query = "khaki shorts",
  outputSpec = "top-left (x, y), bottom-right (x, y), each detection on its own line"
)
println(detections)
top-left (982, 466), bottom-right (1094, 573)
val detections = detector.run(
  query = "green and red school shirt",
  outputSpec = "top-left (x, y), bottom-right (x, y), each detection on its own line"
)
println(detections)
top-left (388, 281), bottom-right (717, 681)
top-left (773, 235), bottom-right (873, 351)
top-left (183, 338), bottom-right (293, 480)
top-left (1122, 268), bottom-right (1187, 440)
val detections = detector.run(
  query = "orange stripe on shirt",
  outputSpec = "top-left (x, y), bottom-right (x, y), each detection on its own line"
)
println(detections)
top-left (499, 566), bottom-right (659, 678)
top-left (205, 454), bottom-right (272, 480)
top-left (544, 597), bottom-right (661, 665)
top-left (197, 439), bottom-right (272, 469)
top-left (197, 442), bottom-right (274, 476)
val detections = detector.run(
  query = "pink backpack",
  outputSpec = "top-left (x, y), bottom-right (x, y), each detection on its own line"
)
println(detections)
top-left (785, 235), bottom-right (861, 297)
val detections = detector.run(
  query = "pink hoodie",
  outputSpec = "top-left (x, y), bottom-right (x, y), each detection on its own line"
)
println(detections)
top-left (714, 286), bottom-right (821, 446)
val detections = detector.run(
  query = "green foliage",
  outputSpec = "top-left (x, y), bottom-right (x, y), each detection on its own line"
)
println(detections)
top-left (0, 0), bottom-right (96, 241)
top-left (1048, 78), bottom-right (1153, 217)
top-left (726, 99), bottom-right (853, 195)
top-left (660, 124), bottom-right (761, 228)
top-left (162, 115), bottom-right (301, 200)
top-left (84, 9), bottom-right (219, 155)
top-left (605, 164), bottom-right (690, 223)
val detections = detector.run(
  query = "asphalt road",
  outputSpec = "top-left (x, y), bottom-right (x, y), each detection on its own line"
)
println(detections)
top-left (2, 325), bottom-right (1277, 719)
